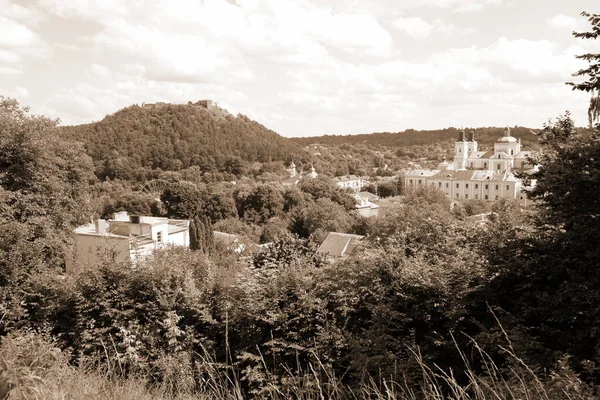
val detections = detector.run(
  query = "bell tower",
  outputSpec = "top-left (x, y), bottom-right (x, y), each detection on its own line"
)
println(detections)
top-left (453, 129), bottom-right (469, 170)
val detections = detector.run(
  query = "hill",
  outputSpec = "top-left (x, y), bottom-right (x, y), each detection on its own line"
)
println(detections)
top-left (60, 103), bottom-right (301, 180)
top-left (292, 126), bottom-right (540, 150)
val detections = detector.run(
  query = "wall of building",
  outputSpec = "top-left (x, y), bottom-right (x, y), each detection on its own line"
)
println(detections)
top-left (66, 234), bottom-right (130, 274)
top-left (167, 230), bottom-right (189, 247)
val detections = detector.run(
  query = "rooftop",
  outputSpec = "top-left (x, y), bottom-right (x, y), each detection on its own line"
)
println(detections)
top-left (317, 232), bottom-right (365, 258)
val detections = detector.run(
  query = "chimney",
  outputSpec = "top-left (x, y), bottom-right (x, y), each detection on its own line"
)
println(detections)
top-left (95, 219), bottom-right (107, 234)
top-left (113, 211), bottom-right (129, 221)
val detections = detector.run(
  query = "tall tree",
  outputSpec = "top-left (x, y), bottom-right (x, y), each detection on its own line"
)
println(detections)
top-left (567, 12), bottom-right (600, 125)
top-left (0, 97), bottom-right (95, 286)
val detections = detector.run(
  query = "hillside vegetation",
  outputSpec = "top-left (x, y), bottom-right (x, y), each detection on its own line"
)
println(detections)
top-left (293, 126), bottom-right (539, 150)
top-left (60, 104), bottom-right (300, 180)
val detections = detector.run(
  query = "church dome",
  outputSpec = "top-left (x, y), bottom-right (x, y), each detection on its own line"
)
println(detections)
top-left (497, 127), bottom-right (517, 143)
top-left (497, 136), bottom-right (517, 143)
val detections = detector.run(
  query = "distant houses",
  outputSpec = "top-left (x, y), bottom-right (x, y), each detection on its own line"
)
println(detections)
top-left (66, 211), bottom-right (189, 273)
top-left (316, 232), bottom-right (365, 259)
top-left (142, 99), bottom-right (217, 110)
top-left (332, 175), bottom-right (366, 192)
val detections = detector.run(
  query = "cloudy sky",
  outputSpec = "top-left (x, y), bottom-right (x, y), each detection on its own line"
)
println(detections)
top-left (0, 0), bottom-right (597, 137)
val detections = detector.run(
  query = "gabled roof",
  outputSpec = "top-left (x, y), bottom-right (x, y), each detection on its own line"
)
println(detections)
top-left (469, 150), bottom-right (493, 159)
top-left (433, 170), bottom-right (475, 180)
top-left (316, 232), bottom-right (364, 258)
top-left (491, 151), bottom-right (512, 159)
top-left (404, 169), bottom-right (439, 177)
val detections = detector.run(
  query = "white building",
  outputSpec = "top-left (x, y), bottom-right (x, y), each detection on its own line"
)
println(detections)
top-left (332, 175), bottom-right (366, 192)
top-left (404, 128), bottom-right (536, 204)
top-left (66, 211), bottom-right (189, 273)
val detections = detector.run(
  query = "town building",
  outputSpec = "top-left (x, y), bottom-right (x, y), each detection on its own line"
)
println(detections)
top-left (403, 128), bottom-right (536, 204)
top-left (66, 211), bottom-right (189, 273)
top-left (332, 175), bottom-right (366, 192)
top-left (354, 192), bottom-right (380, 217)
top-left (317, 232), bottom-right (365, 259)
top-left (282, 162), bottom-right (318, 188)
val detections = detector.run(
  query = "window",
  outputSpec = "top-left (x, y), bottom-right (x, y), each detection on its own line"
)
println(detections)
top-left (456, 193), bottom-right (459, 198)
top-left (470, 162), bottom-right (473, 168)
top-left (465, 194), bottom-right (469, 199)
top-left (465, 183), bottom-right (469, 189)
top-left (475, 194), bottom-right (479, 200)
top-left (157, 232), bottom-right (163, 243)
top-left (511, 150), bottom-right (514, 155)
top-left (497, 164), bottom-right (501, 170)
top-left (495, 185), bottom-right (499, 190)
top-left (475, 184), bottom-right (479, 189)
top-left (418, 179), bottom-right (422, 184)
top-left (446, 183), bottom-right (449, 188)
top-left (506, 185), bottom-right (509, 190)
top-left (495, 195), bottom-right (499, 200)
top-left (456, 183), bottom-right (459, 189)
top-left (438, 182), bottom-right (442, 187)
top-left (485, 195), bottom-right (489, 200)
top-left (484, 162), bottom-right (488, 169)
top-left (409, 179), bottom-right (413, 185)
top-left (485, 184), bottom-right (488, 190)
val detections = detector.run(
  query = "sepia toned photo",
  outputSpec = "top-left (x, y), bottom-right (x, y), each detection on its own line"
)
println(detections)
top-left (0, 1), bottom-right (598, 398)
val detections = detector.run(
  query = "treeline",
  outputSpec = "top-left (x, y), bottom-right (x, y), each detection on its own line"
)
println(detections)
top-left (293, 126), bottom-right (540, 150)
top-left (60, 104), bottom-right (301, 181)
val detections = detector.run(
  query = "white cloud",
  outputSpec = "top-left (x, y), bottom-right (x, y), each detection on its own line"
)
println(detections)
top-left (0, 49), bottom-right (20, 64)
top-left (393, 17), bottom-right (435, 39)
top-left (0, 17), bottom-right (40, 47)
top-left (15, 86), bottom-right (29, 98)
top-left (547, 14), bottom-right (578, 31)
top-left (89, 63), bottom-right (111, 78)
top-left (392, 16), bottom-right (473, 39)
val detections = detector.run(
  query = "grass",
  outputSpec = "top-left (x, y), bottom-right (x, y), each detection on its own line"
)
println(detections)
top-left (0, 331), bottom-right (595, 400)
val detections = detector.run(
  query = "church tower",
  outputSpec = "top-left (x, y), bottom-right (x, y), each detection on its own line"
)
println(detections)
top-left (453, 129), bottom-right (469, 170)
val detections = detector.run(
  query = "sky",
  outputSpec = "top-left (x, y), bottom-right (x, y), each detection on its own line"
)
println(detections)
top-left (0, 0), bottom-right (597, 137)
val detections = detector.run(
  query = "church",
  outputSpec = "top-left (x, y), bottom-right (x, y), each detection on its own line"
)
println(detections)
top-left (403, 128), bottom-right (536, 204)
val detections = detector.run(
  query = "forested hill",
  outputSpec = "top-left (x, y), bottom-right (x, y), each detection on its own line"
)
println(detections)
top-left (293, 126), bottom-right (539, 149)
top-left (60, 104), bottom-right (301, 180)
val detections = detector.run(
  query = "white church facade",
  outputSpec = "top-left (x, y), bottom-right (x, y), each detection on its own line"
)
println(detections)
top-left (404, 128), bottom-right (536, 204)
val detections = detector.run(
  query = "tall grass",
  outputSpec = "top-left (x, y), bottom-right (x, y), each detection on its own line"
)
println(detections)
top-left (0, 331), bottom-right (595, 400)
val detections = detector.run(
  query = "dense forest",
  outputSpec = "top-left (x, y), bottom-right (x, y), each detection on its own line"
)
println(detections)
top-left (60, 104), bottom-right (301, 181)
top-left (0, 11), bottom-right (599, 400)
top-left (293, 126), bottom-right (540, 151)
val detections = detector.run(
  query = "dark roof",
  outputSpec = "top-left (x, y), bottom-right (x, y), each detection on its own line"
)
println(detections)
top-left (316, 232), bottom-right (365, 258)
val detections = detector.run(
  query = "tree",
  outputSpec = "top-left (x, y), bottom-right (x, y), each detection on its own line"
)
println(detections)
top-left (567, 12), bottom-right (600, 125)
top-left (235, 183), bottom-right (284, 225)
top-left (376, 181), bottom-right (398, 198)
top-left (160, 182), bottom-right (206, 219)
top-left (0, 97), bottom-right (95, 286)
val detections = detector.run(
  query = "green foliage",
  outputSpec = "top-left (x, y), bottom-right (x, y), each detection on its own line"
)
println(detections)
top-left (567, 12), bottom-right (600, 125)
top-left (160, 182), bottom-right (206, 219)
top-left (0, 97), bottom-right (95, 287)
top-left (290, 198), bottom-right (352, 242)
top-left (376, 180), bottom-right (398, 197)
top-left (297, 177), bottom-right (356, 211)
top-left (235, 183), bottom-right (284, 225)
top-left (60, 104), bottom-right (300, 181)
